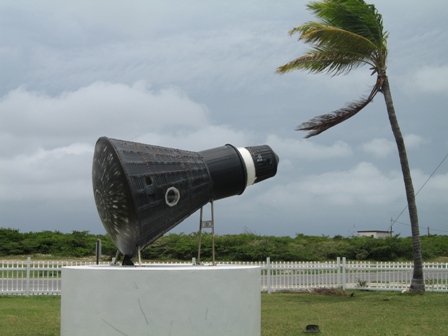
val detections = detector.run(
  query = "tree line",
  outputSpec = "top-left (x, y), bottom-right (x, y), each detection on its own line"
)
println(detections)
top-left (0, 228), bottom-right (446, 262)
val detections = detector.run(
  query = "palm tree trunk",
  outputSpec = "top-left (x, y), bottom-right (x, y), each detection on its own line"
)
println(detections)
top-left (381, 75), bottom-right (425, 293)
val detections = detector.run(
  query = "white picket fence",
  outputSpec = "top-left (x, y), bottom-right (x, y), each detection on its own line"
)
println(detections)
top-left (256, 257), bottom-right (448, 293)
top-left (0, 258), bottom-right (110, 296)
top-left (1, 257), bottom-right (447, 295)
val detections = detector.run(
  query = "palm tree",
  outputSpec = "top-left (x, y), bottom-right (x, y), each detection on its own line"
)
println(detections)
top-left (277, 0), bottom-right (425, 293)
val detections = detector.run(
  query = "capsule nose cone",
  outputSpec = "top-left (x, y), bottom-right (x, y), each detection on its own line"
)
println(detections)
top-left (274, 152), bottom-right (280, 166)
top-left (243, 145), bottom-right (279, 184)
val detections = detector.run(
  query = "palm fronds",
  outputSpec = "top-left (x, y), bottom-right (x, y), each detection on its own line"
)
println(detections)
top-left (277, 47), bottom-right (376, 76)
top-left (296, 75), bottom-right (384, 137)
top-left (277, 0), bottom-right (389, 137)
top-left (307, 0), bottom-right (388, 46)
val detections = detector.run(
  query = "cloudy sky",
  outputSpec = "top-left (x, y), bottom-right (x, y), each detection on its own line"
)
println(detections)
top-left (1, 0), bottom-right (447, 239)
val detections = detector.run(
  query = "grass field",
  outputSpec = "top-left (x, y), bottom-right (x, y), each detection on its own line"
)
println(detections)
top-left (0, 291), bottom-right (446, 335)
top-left (262, 290), bottom-right (447, 335)
top-left (0, 296), bottom-right (60, 336)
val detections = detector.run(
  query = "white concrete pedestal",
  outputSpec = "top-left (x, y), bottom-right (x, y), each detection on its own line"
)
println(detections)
top-left (61, 264), bottom-right (260, 336)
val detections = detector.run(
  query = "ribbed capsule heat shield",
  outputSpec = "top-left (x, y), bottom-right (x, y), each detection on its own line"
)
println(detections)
top-left (92, 137), bottom-right (212, 257)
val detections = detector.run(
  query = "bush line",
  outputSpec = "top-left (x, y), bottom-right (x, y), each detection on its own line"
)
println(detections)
top-left (0, 228), bottom-right (447, 261)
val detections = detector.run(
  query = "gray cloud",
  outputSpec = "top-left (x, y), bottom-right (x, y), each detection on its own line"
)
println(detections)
top-left (0, 0), bottom-right (447, 238)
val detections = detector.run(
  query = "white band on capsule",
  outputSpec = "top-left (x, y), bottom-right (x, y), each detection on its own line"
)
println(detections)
top-left (237, 147), bottom-right (256, 186)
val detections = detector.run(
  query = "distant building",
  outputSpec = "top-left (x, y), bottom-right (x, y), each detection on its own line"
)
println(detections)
top-left (357, 230), bottom-right (392, 238)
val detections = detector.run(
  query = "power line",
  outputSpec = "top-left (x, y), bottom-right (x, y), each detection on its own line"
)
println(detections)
top-left (392, 220), bottom-right (448, 234)
top-left (427, 228), bottom-right (448, 233)
top-left (414, 152), bottom-right (448, 198)
top-left (389, 152), bottom-right (448, 233)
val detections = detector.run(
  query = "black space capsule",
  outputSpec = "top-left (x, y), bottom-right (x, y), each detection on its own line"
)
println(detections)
top-left (92, 137), bottom-right (279, 258)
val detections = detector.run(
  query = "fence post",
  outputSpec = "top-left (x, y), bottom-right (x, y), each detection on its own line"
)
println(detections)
top-left (266, 257), bottom-right (271, 294)
top-left (342, 257), bottom-right (346, 290)
top-left (26, 257), bottom-right (31, 296)
top-left (96, 239), bottom-right (102, 265)
top-left (337, 257), bottom-right (341, 288)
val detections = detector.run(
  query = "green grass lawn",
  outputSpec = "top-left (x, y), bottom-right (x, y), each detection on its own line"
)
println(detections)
top-left (262, 290), bottom-right (448, 336)
top-left (0, 296), bottom-right (60, 336)
top-left (0, 291), bottom-right (446, 335)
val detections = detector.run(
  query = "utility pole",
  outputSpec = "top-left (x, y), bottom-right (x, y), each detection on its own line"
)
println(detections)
top-left (389, 217), bottom-right (393, 237)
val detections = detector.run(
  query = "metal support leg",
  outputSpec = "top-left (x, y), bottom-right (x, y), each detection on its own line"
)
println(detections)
top-left (197, 201), bottom-right (216, 265)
